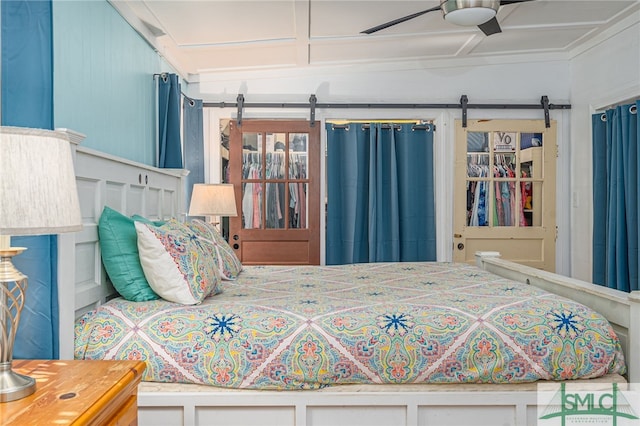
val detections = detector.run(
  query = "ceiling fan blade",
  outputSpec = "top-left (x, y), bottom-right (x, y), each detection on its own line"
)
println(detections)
top-left (477, 0), bottom-right (532, 35)
top-left (499, 0), bottom-right (535, 4)
top-left (361, 5), bottom-right (441, 34)
top-left (478, 17), bottom-right (502, 36)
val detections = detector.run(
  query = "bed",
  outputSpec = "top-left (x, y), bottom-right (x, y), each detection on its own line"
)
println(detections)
top-left (58, 142), bottom-right (640, 426)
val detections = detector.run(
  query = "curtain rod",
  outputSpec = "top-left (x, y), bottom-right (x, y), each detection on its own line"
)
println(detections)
top-left (154, 73), bottom-right (198, 105)
top-left (330, 123), bottom-right (434, 131)
top-left (203, 94), bottom-right (570, 128)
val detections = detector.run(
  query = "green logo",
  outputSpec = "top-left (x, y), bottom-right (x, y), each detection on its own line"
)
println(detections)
top-left (539, 382), bottom-right (639, 425)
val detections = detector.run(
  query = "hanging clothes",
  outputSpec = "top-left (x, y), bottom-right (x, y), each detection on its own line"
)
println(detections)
top-left (467, 154), bottom-right (528, 228)
top-left (288, 152), bottom-right (307, 229)
top-left (242, 151), bottom-right (262, 229)
top-left (519, 171), bottom-right (531, 227)
top-left (241, 151), bottom-right (309, 229)
top-left (466, 160), bottom-right (489, 227)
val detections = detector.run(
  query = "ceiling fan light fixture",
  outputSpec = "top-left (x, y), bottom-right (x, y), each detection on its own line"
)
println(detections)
top-left (441, 0), bottom-right (500, 26)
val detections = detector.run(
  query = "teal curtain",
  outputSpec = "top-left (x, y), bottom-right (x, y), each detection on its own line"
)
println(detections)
top-left (592, 101), bottom-right (639, 292)
top-left (157, 73), bottom-right (183, 168)
top-left (326, 123), bottom-right (436, 265)
top-left (1, 0), bottom-right (59, 358)
top-left (183, 97), bottom-right (204, 208)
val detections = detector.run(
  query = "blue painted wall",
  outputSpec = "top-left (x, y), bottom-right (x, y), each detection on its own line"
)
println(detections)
top-left (52, 0), bottom-right (164, 165)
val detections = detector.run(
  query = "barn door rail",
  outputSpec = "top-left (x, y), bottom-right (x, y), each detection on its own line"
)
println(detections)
top-left (204, 94), bottom-right (571, 127)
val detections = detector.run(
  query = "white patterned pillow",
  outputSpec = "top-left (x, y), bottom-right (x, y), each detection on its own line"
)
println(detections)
top-left (135, 219), bottom-right (221, 304)
top-left (187, 219), bottom-right (243, 280)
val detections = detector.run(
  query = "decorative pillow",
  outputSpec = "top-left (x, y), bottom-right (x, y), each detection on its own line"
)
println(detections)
top-left (98, 206), bottom-right (160, 301)
top-left (187, 219), bottom-right (243, 280)
top-left (135, 219), bottom-right (221, 304)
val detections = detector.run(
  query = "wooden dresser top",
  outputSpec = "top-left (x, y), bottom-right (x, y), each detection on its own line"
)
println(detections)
top-left (1, 360), bottom-right (146, 426)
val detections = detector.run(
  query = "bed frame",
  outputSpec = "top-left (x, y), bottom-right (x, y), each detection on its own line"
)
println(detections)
top-left (58, 144), bottom-right (639, 426)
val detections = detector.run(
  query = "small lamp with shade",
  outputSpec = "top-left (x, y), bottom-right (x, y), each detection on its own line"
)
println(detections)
top-left (0, 127), bottom-right (82, 402)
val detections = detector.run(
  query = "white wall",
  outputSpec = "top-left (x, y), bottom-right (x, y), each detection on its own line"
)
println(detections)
top-left (194, 57), bottom-right (573, 270)
top-left (568, 14), bottom-right (640, 282)
top-left (195, 58), bottom-right (570, 105)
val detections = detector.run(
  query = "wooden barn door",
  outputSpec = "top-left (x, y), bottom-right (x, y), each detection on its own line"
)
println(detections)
top-left (228, 120), bottom-right (320, 265)
top-left (453, 119), bottom-right (557, 271)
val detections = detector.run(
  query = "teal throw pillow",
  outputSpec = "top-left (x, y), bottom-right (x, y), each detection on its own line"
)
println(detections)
top-left (98, 206), bottom-right (162, 301)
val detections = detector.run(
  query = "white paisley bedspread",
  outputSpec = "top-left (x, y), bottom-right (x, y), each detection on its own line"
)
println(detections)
top-left (74, 262), bottom-right (626, 389)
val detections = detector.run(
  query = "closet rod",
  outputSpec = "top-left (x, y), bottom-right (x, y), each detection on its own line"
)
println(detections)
top-left (330, 123), bottom-right (434, 131)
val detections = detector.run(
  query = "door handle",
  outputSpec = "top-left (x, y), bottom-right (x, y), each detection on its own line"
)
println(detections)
top-left (453, 234), bottom-right (462, 238)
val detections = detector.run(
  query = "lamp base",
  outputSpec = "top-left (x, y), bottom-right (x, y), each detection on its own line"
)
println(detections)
top-left (0, 363), bottom-right (36, 402)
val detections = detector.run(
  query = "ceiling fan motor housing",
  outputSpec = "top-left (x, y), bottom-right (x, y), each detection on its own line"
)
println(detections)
top-left (441, 0), bottom-right (500, 26)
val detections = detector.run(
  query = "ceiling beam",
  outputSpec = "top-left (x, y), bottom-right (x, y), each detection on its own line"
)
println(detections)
top-left (294, 0), bottom-right (311, 66)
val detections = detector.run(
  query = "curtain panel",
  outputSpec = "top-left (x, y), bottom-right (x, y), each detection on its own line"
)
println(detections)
top-left (592, 100), bottom-right (639, 292)
top-left (157, 73), bottom-right (183, 168)
top-left (1, 0), bottom-right (59, 358)
top-left (326, 123), bottom-right (436, 265)
top-left (183, 97), bottom-right (204, 208)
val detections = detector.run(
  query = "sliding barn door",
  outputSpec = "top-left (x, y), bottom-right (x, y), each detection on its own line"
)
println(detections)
top-left (228, 120), bottom-right (320, 265)
top-left (453, 119), bottom-right (557, 271)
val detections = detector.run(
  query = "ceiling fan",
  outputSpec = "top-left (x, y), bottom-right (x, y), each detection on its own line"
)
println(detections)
top-left (361, 0), bottom-right (534, 36)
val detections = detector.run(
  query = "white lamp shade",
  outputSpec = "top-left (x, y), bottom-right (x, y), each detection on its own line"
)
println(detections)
top-left (189, 184), bottom-right (238, 217)
top-left (441, 0), bottom-right (499, 26)
top-left (0, 127), bottom-right (82, 236)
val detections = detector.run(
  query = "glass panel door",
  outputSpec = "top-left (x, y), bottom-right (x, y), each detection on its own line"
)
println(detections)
top-left (454, 119), bottom-right (556, 272)
top-left (241, 131), bottom-right (309, 230)
top-left (465, 130), bottom-right (545, 228)
top-left (229, 120), bottom-right (320, 265)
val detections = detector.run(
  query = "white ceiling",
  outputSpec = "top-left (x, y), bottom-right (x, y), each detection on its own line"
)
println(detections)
top-left (110, 0), bottom-right (640, 80)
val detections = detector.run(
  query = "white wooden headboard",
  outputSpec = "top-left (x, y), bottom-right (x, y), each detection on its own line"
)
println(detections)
top-left (58, 145), bottom-right (188, 358)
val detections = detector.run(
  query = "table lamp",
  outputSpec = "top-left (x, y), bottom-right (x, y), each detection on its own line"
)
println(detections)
top-left (188, 183), bottom-right (238, 221)
top-left (0, 127), bottom-right (82, 402)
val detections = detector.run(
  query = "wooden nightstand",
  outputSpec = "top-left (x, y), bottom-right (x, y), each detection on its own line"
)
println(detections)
top-left (1, 359), bottom-right (146, 426)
